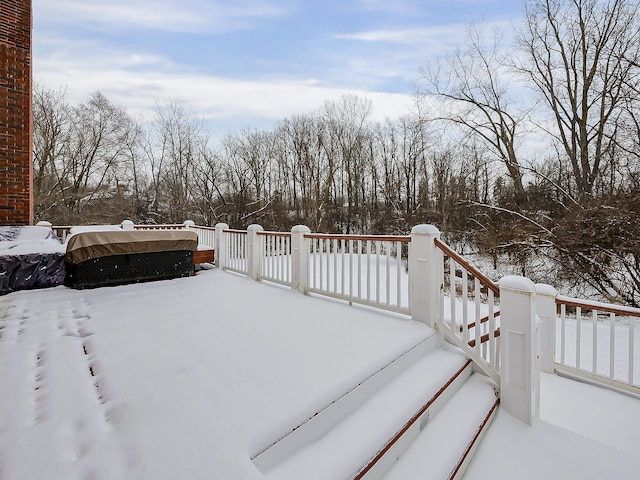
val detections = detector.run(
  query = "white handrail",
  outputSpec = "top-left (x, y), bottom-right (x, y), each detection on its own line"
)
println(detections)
top-left (304, 233), bottom-right (411, 315)
top-left (189, 225), bottom-right (216, 249)
top-left (435, 239), bottom-right (501, 381)
top-left (258, 231), bottom-right (292, 286)
top-left (223, 229), bottom-right (248, 275)
top-left (556, 295), bottom-right (639, 393)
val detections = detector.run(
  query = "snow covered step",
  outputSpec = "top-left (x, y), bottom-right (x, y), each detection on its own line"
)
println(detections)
top-left (380, 373), bottom-right (499, 480)
top-left (257, 345), bottom-right (472, 480)
top-left (252, 332), bottom-right (444, 472)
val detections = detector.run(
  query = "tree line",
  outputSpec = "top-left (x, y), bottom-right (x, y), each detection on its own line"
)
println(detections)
top-left (33, 90), bottom-right (483, 235)
top-left (32, 0), bottom-right (640, 306)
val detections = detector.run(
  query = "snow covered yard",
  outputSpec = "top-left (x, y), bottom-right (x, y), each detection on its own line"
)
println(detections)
top-left (0, 269), bottom-right (431, 479)
top-left (465, 373), bottom-right (640, 480)
top-left (556, 316), bottom-right (640, 385)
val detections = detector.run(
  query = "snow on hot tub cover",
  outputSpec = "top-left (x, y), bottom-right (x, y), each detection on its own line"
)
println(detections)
top-left (0, 226), bottom-right (67, 295)
top-left (64, 229), bottom-right (198, 265)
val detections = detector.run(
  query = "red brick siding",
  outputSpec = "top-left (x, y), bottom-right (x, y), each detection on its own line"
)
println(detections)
top-left (0, 0), bottom-right (32, 225)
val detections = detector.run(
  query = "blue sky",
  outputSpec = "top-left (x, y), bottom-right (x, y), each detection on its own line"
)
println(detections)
top-left (33, 0), bottom-right (525, 136)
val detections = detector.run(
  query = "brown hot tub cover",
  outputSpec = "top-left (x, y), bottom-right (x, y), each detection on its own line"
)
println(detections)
top-left (65, 230), bottom-right (198, 265)
top-left (64, 230), bottom-right (198, 289)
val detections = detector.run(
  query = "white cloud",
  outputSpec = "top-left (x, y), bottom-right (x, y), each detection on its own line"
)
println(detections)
top-left (33, 46), bottom-right (415, 136)
top-left (336, 19), bottom-right (515, 47)
top-left (328, 25), bottom-right (473, 90)
top-left (34, 0), bottom-right (287, 34)
top-left (334, 26), bottom-right (472, 78)
top-left (355, 0), bottom-right (418, 14)
top-left (337, 26), bottom-right (466, 45)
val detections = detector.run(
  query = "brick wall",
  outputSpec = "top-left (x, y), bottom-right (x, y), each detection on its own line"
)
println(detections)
top-left (0, 0), bottom-right (32, 225)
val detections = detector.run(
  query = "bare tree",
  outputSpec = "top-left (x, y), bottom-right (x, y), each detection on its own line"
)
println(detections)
top-left (191, 145), bottom-right (225, 226)
top-left (32, 89), bottom-right (137, 223)
top-left (321, 95), bottom-right (373, 232)
top-left (274, 114), bottom-right (326, 228)
top-left (371, 115), bottom-right (432, 230)
top-left (516, 0), bottom-right (640, 198)
top-left (32, 85), bottom-right (71, 221)
top-left (419, 23), bottom-right (530, 205)
top-left (145, 100), bottom-right (209, 223)
top-left (219, 133), bottom-right (255, 225)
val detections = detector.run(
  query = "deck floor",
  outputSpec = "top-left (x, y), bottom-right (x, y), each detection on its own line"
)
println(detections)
top-left (1, 269), bottom-right (639, 479)
top-left (0, 269), bottom-right (432, 479)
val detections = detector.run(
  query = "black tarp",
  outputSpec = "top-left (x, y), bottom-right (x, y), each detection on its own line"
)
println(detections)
top-left (0, 252), bottom-right (66, 295)
top-left (0, 226), bottom-right (66, 295)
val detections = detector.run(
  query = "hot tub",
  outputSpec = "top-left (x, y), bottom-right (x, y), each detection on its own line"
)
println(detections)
top-left (64, 230), bottom-right (198, 289)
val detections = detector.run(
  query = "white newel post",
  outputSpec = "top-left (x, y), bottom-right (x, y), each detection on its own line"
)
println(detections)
top-left (291, 225), bottom-right (310, 294)
top-left (409, 224), bottom-right (442, 328)
top-left (499, 275), bottom-right (539, 425)
top-left (183, 220), bottom-right (195, 230)
top-left (247, 224), bottom-right (264, 281)
top-left (214, 223), bottom-right (229, 269)
top-left (536, 284), bottom-right (558, 374)
top-left (121, 220), bottom-right (134, 231)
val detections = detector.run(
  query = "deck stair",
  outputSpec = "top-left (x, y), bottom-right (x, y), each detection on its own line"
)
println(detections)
top-left (253, 334), bottom-right (499, 480)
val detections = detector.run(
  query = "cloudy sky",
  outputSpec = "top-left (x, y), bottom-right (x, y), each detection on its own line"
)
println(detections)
top-left (33, 0), bottom-right (525, 135)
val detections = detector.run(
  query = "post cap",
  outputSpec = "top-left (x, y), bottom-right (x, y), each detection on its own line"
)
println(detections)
top-left (535, 283), bottom-right (558, 297)
top-left (411, 224), bottom-right (440, 235)
top-left (499, 275), bottom-right (536, 293)
top-left (291, 225), bottom-right (311, 233)
top-left (121, 220), bottom-right (134, 231)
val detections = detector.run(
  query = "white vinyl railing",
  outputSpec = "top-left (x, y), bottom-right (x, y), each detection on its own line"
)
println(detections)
top-left (258, 231), bottom-right (292, 286)
top-left (49, 225), bottom-right (73, 242)
top-left (305, 233), bottom-right (411, 315)
top-left (49, 222), bottom-right (188, 243)
top-left (217, 228), bottom-right (411, 315)
top-left (134, 223), bottom-right (185, 231)
top-left (223, 229), bottom-right (248, 275)
top-left (190, 225), bottom-right (216, 248)
top-left (434, 238), bottom-right (501, 384)
top-left (135, 222), bottom-right (217, 250)
top-left (555, 295), bottom-right (639, 393)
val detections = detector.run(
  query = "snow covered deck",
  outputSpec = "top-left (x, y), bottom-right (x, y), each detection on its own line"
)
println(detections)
top-left (1, 269), bottom-right (639, 479)
top-left (0, 269), bottom-right (432, 479)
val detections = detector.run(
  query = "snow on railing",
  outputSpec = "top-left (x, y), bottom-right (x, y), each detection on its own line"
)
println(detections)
top-left (49, 222), bottom-right (203, 244)
top-left (258, 231), bottom-right (292, 286)
top-left (216, 226), bottom-right (411, 314)
top-left (435, 238), bottom-right (501, 384)
top-left (304, 233), bottom-right (411, 315)
top-left (134, 222), bottom-right (217, 249)
top-left (189, 225), bottom-right (216, 249)
top-left (222, 229), bottom-right (248, 275)
top-left (50, 225), bottom-right (73, 243)
top-left (555, 295), bottom-right (639, 394)
top-left (133, 223), bottom-right (185, 231)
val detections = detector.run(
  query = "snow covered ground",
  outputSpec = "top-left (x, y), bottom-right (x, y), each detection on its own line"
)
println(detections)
top-left (0, 268), bottom-right (639, 479)
top-left (556, 316), bottom-right (640, 385)
top-left (465, 373), bottom-right (640, 479)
